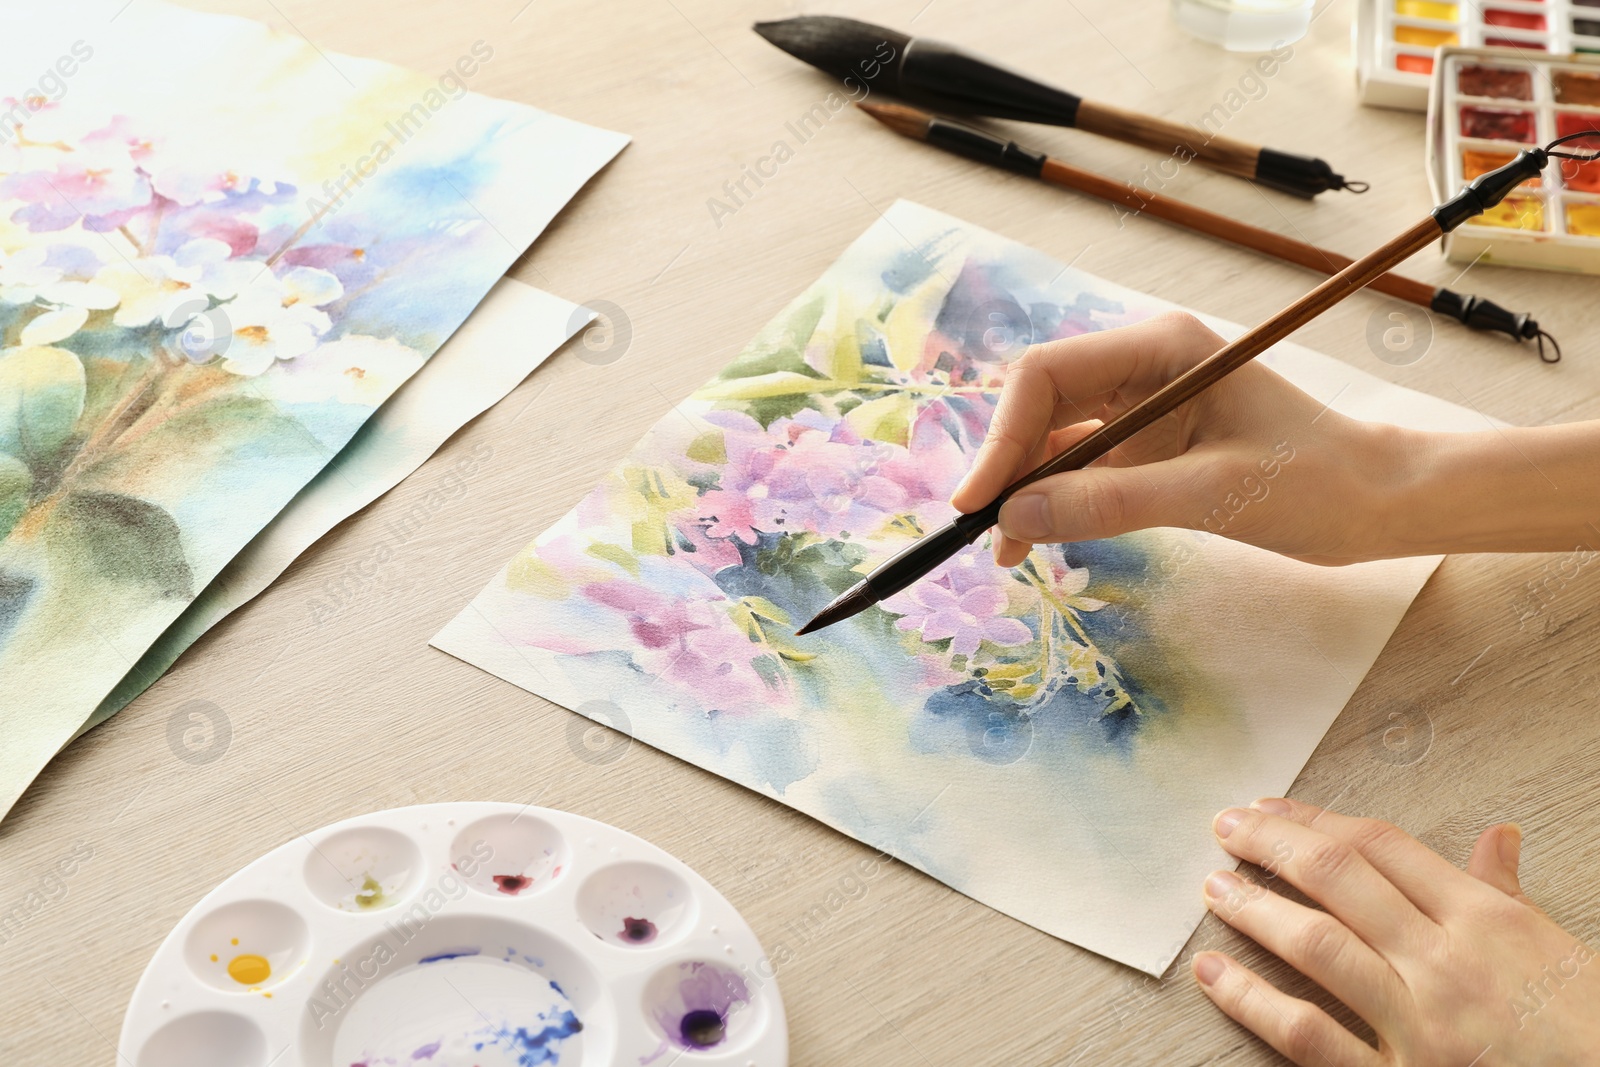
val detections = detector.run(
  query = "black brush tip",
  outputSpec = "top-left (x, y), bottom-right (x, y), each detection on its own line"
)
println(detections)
top-left (795, 581), bottom-right (876, 636)
top-left (753, 15), bottom-right (911, 83)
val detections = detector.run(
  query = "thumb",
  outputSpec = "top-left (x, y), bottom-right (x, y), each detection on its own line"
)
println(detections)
top-left (1467, 823), bottom-right (1534, 905)
top-left (997, 457), bottom-right (1205, 546)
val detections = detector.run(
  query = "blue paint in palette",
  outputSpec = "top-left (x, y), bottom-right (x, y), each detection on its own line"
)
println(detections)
top-left (473, 1009), bottom-right (584, 1067)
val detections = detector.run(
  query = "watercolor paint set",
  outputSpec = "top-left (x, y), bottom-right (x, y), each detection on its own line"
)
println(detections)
top-left (1356, 0), bottom-right (1600, 109)
top-left (1426, 47), bottom-right (1600, 272)
top-left (118, 803), bottom-right (787, 1067)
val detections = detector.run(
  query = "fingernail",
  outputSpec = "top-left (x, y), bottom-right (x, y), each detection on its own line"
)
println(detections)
top-left (1251, 797), bottom-right (1292, 817)
top-left (1204, 869), bottom-right (1242, 900)
top-left (999, 494), bottom-right (1049, 541)
top-left (1498, 823), bottom-right (1522, 867)
top-left (1214, 808), bottom-right (1247, 838)
top-left (1193, 953), bottom-right (1225, 986)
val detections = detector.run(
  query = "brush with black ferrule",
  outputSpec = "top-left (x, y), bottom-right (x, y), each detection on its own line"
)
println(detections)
top-left (753, 14), bottom-right (1363, 199)
top-left (858, 101), bottom-right (1558, 358)
top-left (794, 145), bottom-right (1562, 636)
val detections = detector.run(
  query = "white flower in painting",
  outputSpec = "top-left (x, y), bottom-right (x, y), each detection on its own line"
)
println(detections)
top-left (173, 237), bottom-right (262, 300)
top-left (19, 306), bottom-right (88, 345)
top-left (261, 334), bottom-right (424, 407)
top-left (0, 246), bottom-right (61, 305)
top-left (216, 266), bottom-right (344, 377)
top-left (38, 278), bottom-right (119, 311)
top-left (94, 254), bottom-right (203, 328)
top-left (3, 248), bottom-right (117, 345)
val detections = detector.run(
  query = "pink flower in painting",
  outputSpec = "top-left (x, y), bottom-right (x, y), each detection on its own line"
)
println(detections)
top-left (699, 409), bottom-right (911, 543)
top-left (2, 131), bottom-right (154, 231)
top-left (583, 579), bottom-right (786, 711)
top-left (698, 486), bottom-right (761, 544)
top-left (883, 545), bottom-right (1034, 657)
top-left (889, 581), bottom-right (1032, 657)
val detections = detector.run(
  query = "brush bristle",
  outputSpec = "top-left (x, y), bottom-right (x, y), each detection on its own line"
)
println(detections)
top-left (753, 16), bottom-right (911, 84)
top-left (795, 582), bottom-right (874, 635)
top-left (856, 101), bottom-right (929, 140)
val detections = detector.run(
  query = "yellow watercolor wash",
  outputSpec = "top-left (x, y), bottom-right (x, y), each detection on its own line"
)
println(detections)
top-left (1396, 0), bottom-right (1458, 19)
top-left (209, 954), bottom-right (218, 962)
top-left (1472, 196), bottom-right (1544, 230)
top-left (228, 953), bottom-right (272, 986)
top-left (230, 937), bottom-right (239, 946)
top-left (1567, 202), bottom-right (1600, 236)
top-left (1395, 25), bottom-right (1459, 46)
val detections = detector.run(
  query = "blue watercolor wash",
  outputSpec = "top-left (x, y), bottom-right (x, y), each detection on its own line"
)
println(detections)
top-left (418, 948), bottom-right (480, 964)
top-left (879, 232), bottom-right (951, 294)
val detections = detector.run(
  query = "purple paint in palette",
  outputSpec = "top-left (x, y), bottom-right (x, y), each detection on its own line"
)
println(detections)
top-left (654, 962), bottom-right (750, 1051)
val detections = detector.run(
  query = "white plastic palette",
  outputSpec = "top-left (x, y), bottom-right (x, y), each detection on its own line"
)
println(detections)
top-left (119, 803), bottom-right (788, 1067)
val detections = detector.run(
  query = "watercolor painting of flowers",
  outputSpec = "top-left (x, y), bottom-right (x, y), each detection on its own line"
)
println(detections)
top-left (0, 0), bottom-right (626, 818)
top-left (435, 204), bottom-right (1488, 974)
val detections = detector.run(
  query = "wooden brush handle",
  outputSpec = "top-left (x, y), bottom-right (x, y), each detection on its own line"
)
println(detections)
top-left (1074, 99), bottom-right (1260, 180)
top-left (1003, 217), bottom-right (1445, 499)
top-left (1038, 159), bottom-right (1436, 307)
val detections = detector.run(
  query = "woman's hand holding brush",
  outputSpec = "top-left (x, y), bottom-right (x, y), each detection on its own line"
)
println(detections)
top-left (953, 311), bottom-right (1600, 566)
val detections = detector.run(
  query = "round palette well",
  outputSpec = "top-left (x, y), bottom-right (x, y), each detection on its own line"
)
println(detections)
top-left (119, 802), bottom-right (788, 1066)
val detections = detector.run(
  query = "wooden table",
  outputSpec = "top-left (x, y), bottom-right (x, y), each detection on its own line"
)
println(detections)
top-left (5, 1), bottom-right (1599, 1063)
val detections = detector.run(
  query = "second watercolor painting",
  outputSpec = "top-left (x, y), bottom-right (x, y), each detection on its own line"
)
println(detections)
top-left (434, 201), bottom-right (1490, 974)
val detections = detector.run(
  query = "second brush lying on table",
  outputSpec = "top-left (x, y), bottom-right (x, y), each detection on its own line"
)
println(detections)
top-left (857, 101), bottom-right (1559, 360)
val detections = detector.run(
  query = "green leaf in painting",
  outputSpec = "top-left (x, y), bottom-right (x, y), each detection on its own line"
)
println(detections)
top-left (883, 268), bottom-right (953, 373)
top-left (49, 491), bottom-right (193, 599)
top-left (0, 454), bottom-right (30, 540)
top-left (80, 392), bottom-right (321, 493)
top-left (585, 541), bottom-right (640, 577)
top-left (696, 371), bottom-right (838, 403)
top-left (685, 430), bottom-right (726, 465)
top-left (714, 290), bottom-right (827, 384)
top-left (827, 294), bottom-right (864, 390)
top-left (843, 392), bottom-right (919, 447)
top-left (0, 345), bottom-right (87, 470)
top-left (740, 595), bottom-right (791, 626)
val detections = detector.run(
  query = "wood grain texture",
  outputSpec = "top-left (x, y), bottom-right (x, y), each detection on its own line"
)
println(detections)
top-left (3, 2), bottom-right (1599, 1066)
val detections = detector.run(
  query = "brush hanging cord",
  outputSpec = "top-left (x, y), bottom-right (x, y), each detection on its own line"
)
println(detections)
top-left (1533, 130), bottom-right (1599, 362)
top-left (1434, 130), bottom-right (1600, 364)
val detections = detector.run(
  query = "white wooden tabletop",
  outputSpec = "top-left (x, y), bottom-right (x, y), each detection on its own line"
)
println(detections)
top-left (4, 1), bottom-right (1598, 1064)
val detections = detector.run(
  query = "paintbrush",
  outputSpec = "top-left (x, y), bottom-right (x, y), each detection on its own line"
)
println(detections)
top-left (795, 133), bottom-right (1600, 635)
top-left (753, 14), bottom-right (1363, 199)
top-left (857, 102), bottom-right (1558, 358)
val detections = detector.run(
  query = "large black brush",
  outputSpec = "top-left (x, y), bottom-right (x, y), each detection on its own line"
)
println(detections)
top-left (753, 14), bottom-right (1362, 199)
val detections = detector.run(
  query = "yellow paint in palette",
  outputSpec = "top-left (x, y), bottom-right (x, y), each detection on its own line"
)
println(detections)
top-left (1464, 149), bottom-right (1540, 187)
top-left (1567, 203), bottom-right (1600, 237)
top-left (1395, 0), bottom-right (1458, 19)
top-left (227, 953), bottom-right (272, 986)
top-left (1396, 25), bottom-right (1459, 46)
top-left (1472, 195), bottom-right (1544, 230)
top-left (353, 873), bottom-right (387, 910)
